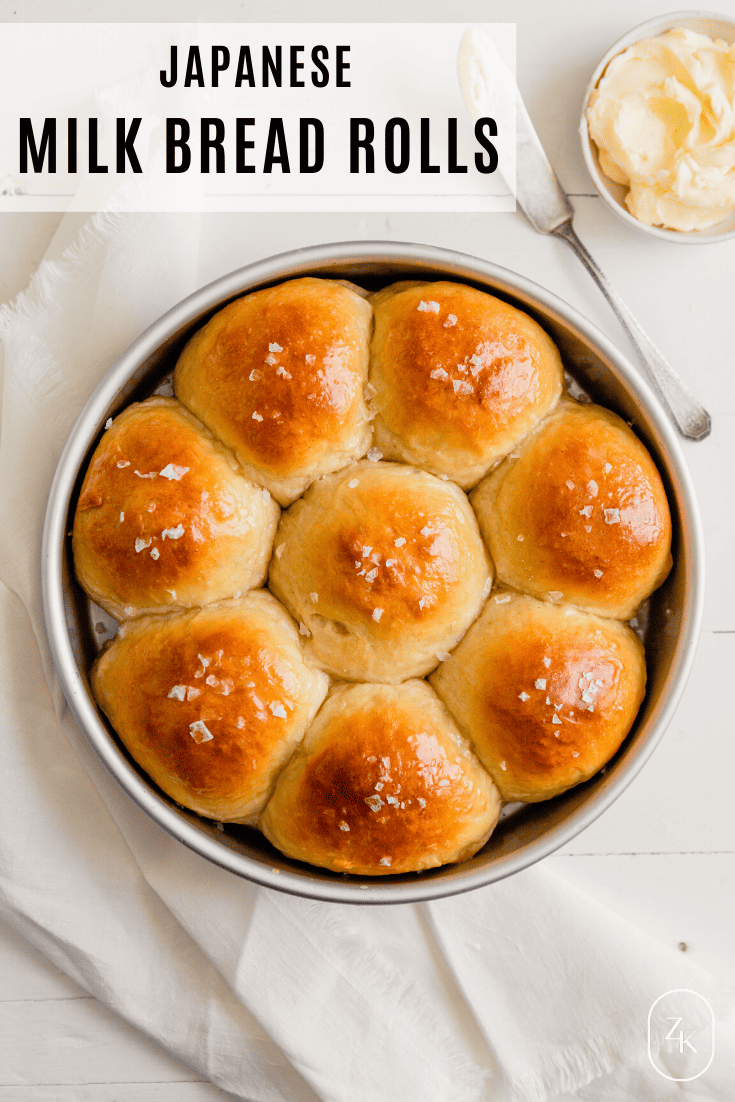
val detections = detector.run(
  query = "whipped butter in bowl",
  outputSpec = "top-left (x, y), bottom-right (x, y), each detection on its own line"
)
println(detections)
top-left (581, 13), bottom-right (735, 241)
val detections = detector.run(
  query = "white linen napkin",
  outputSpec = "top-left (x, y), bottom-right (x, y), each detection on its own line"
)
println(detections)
top-left (1, 208), bottom-right (732, 1102)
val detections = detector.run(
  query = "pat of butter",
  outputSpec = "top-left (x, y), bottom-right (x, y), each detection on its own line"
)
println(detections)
top-left (587, 27), bottom-right (735, 231)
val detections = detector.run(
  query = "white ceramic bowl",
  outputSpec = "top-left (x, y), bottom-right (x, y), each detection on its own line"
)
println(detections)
top-left (580, 11), bottom-right (735, 243)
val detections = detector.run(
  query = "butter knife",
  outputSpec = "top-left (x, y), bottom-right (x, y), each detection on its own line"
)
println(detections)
top-left (458, 29), bottom-right (711, 442)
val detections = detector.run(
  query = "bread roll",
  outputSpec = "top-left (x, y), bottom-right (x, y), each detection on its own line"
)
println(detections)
top-left (174, 277), bottom-right (373, 505)
top-left (268, 460), bottom-right (493, 682)
top-left (91, 591), bottom-right (329, 823)
top-left (430, 590), bottom-right (646, 802)
top-left (260, 680), bottom-right (501, 875)
top-left (73, 397), bottom-right (279, 620)
top-left (471, 400), bottom-right (672, 619)
top-left (369, 281), bottom-right (564, 487)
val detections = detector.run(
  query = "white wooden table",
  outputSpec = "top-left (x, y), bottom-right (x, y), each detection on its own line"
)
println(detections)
top-left (1, 0), bottom-right (734, 1096)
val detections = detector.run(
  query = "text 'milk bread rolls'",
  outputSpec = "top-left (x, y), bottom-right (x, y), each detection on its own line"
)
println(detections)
top-left (471, 400), bottom-right (672, 619)
top-left (268, 460), bottom-right (493, 682)
top-left (91, 591), bottom-right (329, 823)
top-left (260, 680), bottom-right (502, 875)
top-left (73, 397), bottom-right (279, 620)
top-left (369, 281), bottom-right (564, 487)
top-left (174, 277), bottom-right (373, 505)
top-left (430, 590), bottom-right (646, 802)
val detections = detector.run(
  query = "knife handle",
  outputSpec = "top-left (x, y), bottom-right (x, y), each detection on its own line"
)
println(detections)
top-left (552, 222), bottom-right (711, 442)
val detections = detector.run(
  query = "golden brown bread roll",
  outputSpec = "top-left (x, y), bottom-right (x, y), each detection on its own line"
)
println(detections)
top-left (430, 590), bottom-right (646, 802)
top-left (369, 281), bottom-right (564, 487)
top-left (260, 680), bottom-right (502, 875)
top-left (174, 277), bottom-right (373, 505)
top-left (73, 397), bottom-right (279, 620)
top-left (91, 591), bottom-right (329, 823)
top-left (267, 460), bottom-right (493, 682)
top-left (470, 399), bottom-right (672, 619)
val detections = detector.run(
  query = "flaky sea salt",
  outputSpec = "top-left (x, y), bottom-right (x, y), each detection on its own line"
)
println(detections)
top-left (339, 821), bottom-right (350, 832)
top-left (168, 685), bottom-right (186, 701)
top-left (579, 505), bottom-right (593, 518)
top-left (587, 480), bottom-right (598, 497)
top-left (116, 460), bottom-right (130, 469)
top-left (604, 508), bottom-right (620, 525)
top-left (417, 300), bottom-right (440, 313)
top-left (348, 479), bottom-right (359, 488)
top-left (430, 368), bottom-right (449, 381)
top-left (305, 354), bottom-right (316, 366)
top-left (249, 369), bottom-right (262, 382)
top-left (269, 342), bottom-right (283, 352)
top-left (519, 691), bottom-right (530, 702)
top-left (394, 536), bottom-right (406, 547)
top-left (494, 594), bottom-right (511, 604)
top-left (535, 679), bottom-right (547, 690)
top-left (159, 464), bottom-right (189, 481)
top-left (162, 525), bottom-right (184, 540)
top-left (252, 411), bottom-right (263, 421)
top-left (105, 418), bottom-right (113, 429)
top-left (367, 447), bottom-right (383, 462)
top-left (443, 314), bottom-right (457, 327)
top-left (552, 715), bottom-right (562, 725)
top-left (594, 569), bottom-right (603, 578)
top-left (372, 608), bottom-right (384, 622)
top-left (379, 857), bottom-right (392, 866)
top-left (270, 702), bottom-right (288, 719)
top-left (150, 547), bottom-right (160, 560)
top-left (134, 538), bottom-right (151, 553)
top-left (542, 656), bottom-right (551, 668)
top-left (365, 795), bottom-right (383, 811)
top-left (189, 720), bottom-right (213, 743)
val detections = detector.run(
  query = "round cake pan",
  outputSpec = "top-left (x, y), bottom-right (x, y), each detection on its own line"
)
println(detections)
top-left (42, 240), bottom-right (704, 905)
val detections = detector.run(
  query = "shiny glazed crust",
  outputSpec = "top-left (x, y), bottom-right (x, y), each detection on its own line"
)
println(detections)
top-left (91, 592), bottom-right (329, 823)
top-left (260, 680), bottom-right (502, 875)
top-left (369, 281), bottom-right (564, 487)
top-left (267, 460), bottom-right (493, 682)
top-left (430, 590), bottom-right (646, 802)
top-left (471, 400), bottom-right (672, 619)
top-left (73, 277), bottom-right (676, 876)
top-left (72, 397), bottom-right (280, 620)
top-left (174, 277), bottom-right (373, 505)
